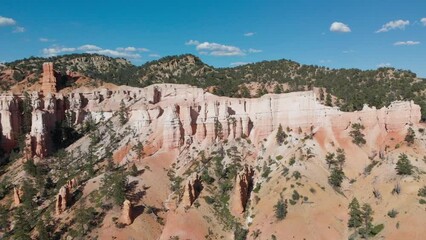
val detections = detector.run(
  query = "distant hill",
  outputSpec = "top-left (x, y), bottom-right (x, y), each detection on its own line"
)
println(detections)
top-left (2, 53), bottom-right (426, 120)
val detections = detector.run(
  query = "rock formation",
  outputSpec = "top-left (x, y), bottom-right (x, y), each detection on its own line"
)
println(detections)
top-left (181, 174), bottom-right (203, 207)
top-left (121, 199), bottom-right (133, 225)
top-left (13, 186), bottom-right (23, 207)
top-left (231, 166), bottom-right (255, 215)
top-left (40, 62), bottom-right (57, 94)
top-left (0, 81), bottom-right (421, 156)
top-left (67, 178), bottom-right (78, 190)
top-left (56, 186), bottom-right (70, 215)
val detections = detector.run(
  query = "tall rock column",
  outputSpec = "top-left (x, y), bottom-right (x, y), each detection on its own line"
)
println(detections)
top-left (40, 62), bottom-right (57, 94)
top-left (163, 105), bottom-right (183, 149)
top-left (231, 166), bottom-right (255, 215)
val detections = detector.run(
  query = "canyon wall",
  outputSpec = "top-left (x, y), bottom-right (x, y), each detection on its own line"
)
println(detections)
top-left (0, 77), bottom-right (421, 156)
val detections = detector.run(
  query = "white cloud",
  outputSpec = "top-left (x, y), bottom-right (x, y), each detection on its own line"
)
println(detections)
top-left (42, 44), bottom-right (149, 59)
top-left (230, 62), bottom-right (250, 67)
top-left (13, 26), bottom-right (25, 33)
top-left (377, 63), bottom-right (391, 67)
top-left (393, 41), bottom-right (420, 46)
top-left (244, 32), bottom-right (255, 37)
top-left (197, 42), bottom-right (245, 56)
top-left (330, 22), bottom-right (351, 33)
top-left (42, 46), bottom-right (76, 56)
top-left (117, 47), bottom-right (149, 52)
top-left (0, 16), bottom-right (16, 26)
top-left (421, 18), bottom-right (426, 26)
top-left (376, 19), bottom-right (409, 33)
top-left (187, 40), bottom-right (245, 56)
top-left (39, 38), bottom-right (55, 42)
top-left (247, 48), bottom-right (262, 53)
top-left (185, 40), bottom-right (200, 45)
top-left (78, 44), bottom-right (102, 51)
top-left (149, 54), bottom-right (160, 58)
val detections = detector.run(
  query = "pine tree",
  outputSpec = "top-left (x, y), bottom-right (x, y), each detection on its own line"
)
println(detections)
top-left (37, 219), bottom-right (50, 240)
top-left (395, 153), bottom-right (413, 175)
top-left (13, 207), bottom-right (31, 240)
top-left (328, 168), bottom-right (344, 188)
top-left (276, 124), bottom-right (287, 145)
top-left (274, 198), bottom-right (288, 220)
top-left (404, 127), bottom-right (415, 145)
top-left (348, 198), bottom-right (362, 228)
top-left (119, 99), bottom-right (128, 125)
top-left (325, 152), bottom-right (335, 169)
top-left (336, 148), bottom-right (346, 169)
top-left (359, 203), bottom-right (374, 239)
top-left (325, 93), bottom-right (333, 106)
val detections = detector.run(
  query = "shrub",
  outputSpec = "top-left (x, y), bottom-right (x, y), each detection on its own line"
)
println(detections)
top-left (350, 123), bottom-right (366, 146)
top-left (387, 209), bottom-right (398, 218)
top-left (395, 154), bottom-right (413, 175)
top-left (328, 168), bottom-right (345, 188)
top-left (418, 186), bottom-right (426, 197)
top-left (404, 127), bottom-right (415, 145)
top-left (273, 198), bottom-right (288, 220)
top-left (276, 124), bottom-right (287, 145)
top-left (292, 171), bottom-right (301, 180)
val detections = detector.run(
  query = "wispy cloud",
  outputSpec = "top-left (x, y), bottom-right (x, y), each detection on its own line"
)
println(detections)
top-left (376, 19), bottom-right (409, 33)
top-left (12, 26), bottom-right (25, 33)
top-left (247, 48), bottom-right (262, 53)
top-left (244, 32), bottom-right (255, 37)
top-left (230, 62), bottom-right (250, 67)
top-left (421, 18), bottom-right (426, 26)
top-left (186, 40), bottom-right (245, 56)
top-left (39, 38), bottom-right (55, 42)
top-left (330, 22), bottom-right (351, 33)
top-left (0, 16), bottom-right (16, 26)
top-left (149, 53), bottom-right (160, 58)
top-left (42, 44), bottom-right (150, 59)
top-left (377, 63), bottom-right (392, 68)
top-left (393, 40), bottom-right (420, 46)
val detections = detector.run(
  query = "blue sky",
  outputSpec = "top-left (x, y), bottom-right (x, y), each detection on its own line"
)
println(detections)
top-left (1, 0), bottom-right (426, 76)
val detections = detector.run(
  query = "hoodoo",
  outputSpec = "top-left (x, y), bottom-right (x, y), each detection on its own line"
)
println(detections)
top-left (40, 62), bottom-right (57, 94)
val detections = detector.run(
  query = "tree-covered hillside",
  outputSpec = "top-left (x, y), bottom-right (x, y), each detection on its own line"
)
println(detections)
top-left (3, 53), bottom-right (426, 120)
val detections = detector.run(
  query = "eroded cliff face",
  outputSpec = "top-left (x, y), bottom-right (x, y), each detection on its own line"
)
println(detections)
top-left (0, 82), bottom-right (421, 158)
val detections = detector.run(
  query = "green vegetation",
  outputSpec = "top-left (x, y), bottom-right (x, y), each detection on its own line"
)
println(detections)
top-left (348, 198), bottom-right (362, 229)
top-left (328, 168), bottom-right (345, 188)
top-left (387, 209), bottom-right (399, 218)
top-left (119, 99), bottom-right (128, 125)
top-left (276, 124), bottom-right (287, 145)
top-left (418, 186), bottom-right (426, 197)
top-left (273, 198), bottom-right (288, 220)
top-left (100, 168), bottom-right (128, 206)
top-left (350, 123), bottom-right (366, 146)
top-left (395, 153), bottom-right (413, 175)
top-left (5, 53), bottom-right (426, 120)
top-left (405, 127), bottom-right (416, 145)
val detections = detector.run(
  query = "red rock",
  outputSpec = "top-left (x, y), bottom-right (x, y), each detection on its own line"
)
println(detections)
top-left (40, 62), bottom-right (57, 94)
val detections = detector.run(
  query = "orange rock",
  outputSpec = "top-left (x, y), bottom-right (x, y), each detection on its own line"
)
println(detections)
top-left (56, 186), bottom-right (70, 215)
top-left (121, 200), bottom-right (133, 225)
top-left (40, 62), bottom-right (57, 94)
top-left (13, 186), bottom-right (23, 207)
top-left (181, 174), bottom-right (203, 207)
top-left (231, 166), bottom-right (254, 215)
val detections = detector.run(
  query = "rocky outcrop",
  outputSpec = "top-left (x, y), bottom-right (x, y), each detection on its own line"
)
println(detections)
top-left (13, 186), bottom-right (23, 207)
top-left (40, 62), bottom-right (57, 94)
top-left (0, 81), bottom-right (421, 155)
top-left (67, 178), bottom-right (78, 190)
top-left (121, 200), bottom-right (133, 225)
top-left (56, 186), bottom-right (70, 215)
top-left (181, 174), bottom-right (203, 207)
top-left (231, 166), bottom-right (255, 215)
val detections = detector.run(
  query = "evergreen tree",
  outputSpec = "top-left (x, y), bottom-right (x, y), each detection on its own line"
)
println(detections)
top-left (325, 93), bottom-right (333, 106)
top-left (336, 148), bottom-right (346, 169)
top-left (359, 203), bottom-right (374, 239)
top-left (37, 219), bottom-right (50, 240)
top-left (13, 207), bottom-right (31, 240)
top-left (350, 123), bottom-right (366, 146)
top-left (395, 153), bottom-right (413, 175)
top-left (325, 152), bottom-right (335, 169)
top-left (276, 124), bottom-right (287, 145)
top-left (119, 99), bottom-right (128, 125)
top-left (0, 205), bottom-right (9, 231)
top-left (273, 198), bottom-right (288, 220)
top-left (101, 168), bottom-right (128, 205)
top-left (348, 198), bottom-right (362, 228)
top-left (404, 127), bottom-right (415, 145)
top-left (328, 168), bottom-right (344, 188)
